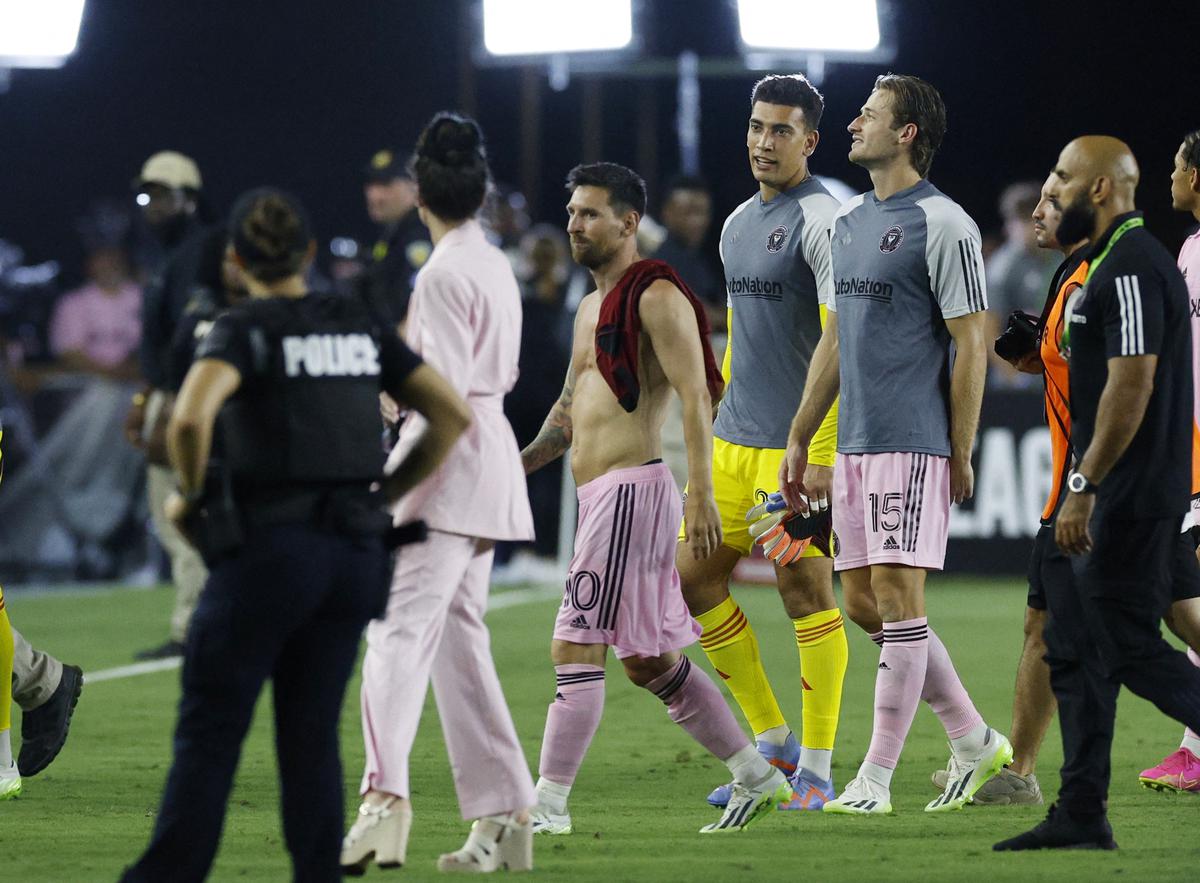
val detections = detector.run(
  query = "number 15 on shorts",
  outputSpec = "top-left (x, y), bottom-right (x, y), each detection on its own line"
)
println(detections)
top-left (868, 492), bottom-right (902, 534)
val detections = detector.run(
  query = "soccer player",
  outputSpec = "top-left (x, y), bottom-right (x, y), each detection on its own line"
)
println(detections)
top-left (524, 163), bottom-right (791, 836)
top-left (780, 73), bottom-right (1011, 814)
top-left (0, 424), bottom-right (17, 800)
top-left (1138, 128), bottom-right (1200, 792)
top-left (676, 73), bottom-right (848, 812)
top-left (995, 136), bottom-right (1200, 851)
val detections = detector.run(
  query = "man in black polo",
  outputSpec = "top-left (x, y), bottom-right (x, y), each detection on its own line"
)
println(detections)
top-left (996, 136), bottom-right (1200, 851)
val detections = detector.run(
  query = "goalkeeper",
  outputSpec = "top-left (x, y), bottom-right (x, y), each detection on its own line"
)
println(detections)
top-left (676, 73), bottom-right (848, 813)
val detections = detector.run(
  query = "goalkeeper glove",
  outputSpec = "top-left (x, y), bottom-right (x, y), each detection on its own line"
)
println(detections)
top-left (746, 492), bottom-right (832, 566)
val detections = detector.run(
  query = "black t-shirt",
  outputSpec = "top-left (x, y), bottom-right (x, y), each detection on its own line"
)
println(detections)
top-left (140, 222), bottom-right (216, 388)
top-left (1066, 212), bottom-right (1192, 517)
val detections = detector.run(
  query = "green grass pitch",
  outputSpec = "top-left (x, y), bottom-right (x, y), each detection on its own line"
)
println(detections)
top-left (3, 577), bottom-right (1198, 881)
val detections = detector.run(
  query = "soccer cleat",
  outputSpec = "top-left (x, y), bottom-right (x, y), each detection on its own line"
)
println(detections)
top-left (926, 729), bottom-right (1013, 812)
top-left (699, 768), bottom-right (790, 833)
top-left (1138, 746), bottom-right (1200, 793)
top-left (931, 755), bottom-right (1042, 805)
top-left (436, 813), bottom-right (533, 873)
top-left (930, 751), bottom-right (964, 792)
top-left (530, 806), bottom-right (572, 836)
top-left (822, 775), bottom-right (892, 815)
top-left (0, 763), bottom-right (21, 801)
top-left (706, 733), bottom-right (799, 808)
top-left (19, 663), bottom-right (83, 777)
top-left (341, 798), bottom-right (412, 875)
top-left (993, 803), bottom-right (1117, 851)
top-left (778, 768), bottom-right (836, 811)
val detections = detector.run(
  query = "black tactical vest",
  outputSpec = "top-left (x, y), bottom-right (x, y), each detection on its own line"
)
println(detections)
top-left (218, 294), bottom-right (387, 486)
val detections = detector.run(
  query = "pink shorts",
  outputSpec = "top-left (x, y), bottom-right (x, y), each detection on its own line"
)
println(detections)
top-left (832, 452), bottom-right (950, 572)
top-left (554, 462), bottom-right (701, 659)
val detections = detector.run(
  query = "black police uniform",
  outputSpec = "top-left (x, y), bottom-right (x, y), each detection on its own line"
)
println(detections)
top-left (1044, 212), bottom-right (1200, 818)
top-left (123, 291), bottom-right (422, 883)
top-left (356, 210), bottom-right (432, 329)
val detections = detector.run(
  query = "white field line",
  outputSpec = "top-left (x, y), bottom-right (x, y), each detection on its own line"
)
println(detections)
top-left (82, 584), bottom-right (560, 684)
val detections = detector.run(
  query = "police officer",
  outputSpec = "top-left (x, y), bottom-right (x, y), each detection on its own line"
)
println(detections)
top-left (996, 137), bottom-right (1200, 851)
top-left (120, 187), bottom-right (471, 883)
top-left (358, 148), bottom-right (433, 330)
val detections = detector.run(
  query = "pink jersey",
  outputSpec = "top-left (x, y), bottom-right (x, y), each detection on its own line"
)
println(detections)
top-left (1179, 230), bottom-right (1200, 503)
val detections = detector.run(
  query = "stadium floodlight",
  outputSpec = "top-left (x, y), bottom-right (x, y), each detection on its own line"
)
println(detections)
top-left (0, 0), bottom-right (86, 69)
top-left (482, 0), bottom-right (632, 56)
top-left (736, 0), bottom-right (881, 53)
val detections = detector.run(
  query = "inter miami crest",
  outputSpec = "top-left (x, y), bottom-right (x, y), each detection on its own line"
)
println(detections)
top-left (830, 529), bottom-right (840, 559)
top-left (879, 225), bottom-right (904, 254)
top-left (766, 225), bottom-right (789, 253)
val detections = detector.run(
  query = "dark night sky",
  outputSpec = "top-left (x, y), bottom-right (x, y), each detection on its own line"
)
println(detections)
top-left (1, 0), bottom-right (1196, 283)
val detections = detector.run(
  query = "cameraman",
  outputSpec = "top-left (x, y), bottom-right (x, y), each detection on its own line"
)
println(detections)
top-left (121, 188), bottom-right (470, 883)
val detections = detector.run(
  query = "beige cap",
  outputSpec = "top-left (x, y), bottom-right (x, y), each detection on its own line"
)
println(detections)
top-left (135, 150), bottom-right (202, 191)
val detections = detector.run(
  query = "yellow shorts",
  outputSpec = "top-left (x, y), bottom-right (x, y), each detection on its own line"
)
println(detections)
top-left (679, 437), bottom-right (828, 559)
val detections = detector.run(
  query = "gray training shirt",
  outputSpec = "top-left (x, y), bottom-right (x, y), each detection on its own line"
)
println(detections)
top-left (713, 176), bottom-right (840, 449)
top-left (828, 179), bottom-right (987, 456)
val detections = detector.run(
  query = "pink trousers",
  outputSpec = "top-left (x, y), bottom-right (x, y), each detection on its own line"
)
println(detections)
top-left (358, 529), bottom-right (536, 819)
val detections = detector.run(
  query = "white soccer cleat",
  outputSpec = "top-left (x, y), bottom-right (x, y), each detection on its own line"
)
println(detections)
top-left (0, 763), bottom-right (21, 801)
top-left (699, 768), bottom-right (791, 833)
top-left (530, 805), bottom-right (572, 836)
top-left (926, 728), bottom-right (1014, 813)
top-left (822, 775), bottom-right (892, 815)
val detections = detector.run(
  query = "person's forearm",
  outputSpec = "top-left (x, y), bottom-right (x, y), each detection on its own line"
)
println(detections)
top-left (680, 392), bottom-right (715, 494)
top-left (787, 333), bottom-right (840, 448)
top-left (167, 417), bottom-right (212, 497)
top-left (949, 338), bottom-right (987, 461)
top-left (1076, 372), bottom-right (1153, 484)
top-left (520, 400), bottom-right (572, 474)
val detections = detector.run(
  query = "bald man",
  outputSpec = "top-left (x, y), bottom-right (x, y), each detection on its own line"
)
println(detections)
top-left (996, 137), bottom-right (1200, 851)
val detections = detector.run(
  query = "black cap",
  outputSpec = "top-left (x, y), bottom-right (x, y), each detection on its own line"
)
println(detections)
top-left (364, 149), bottom-right (411, 183)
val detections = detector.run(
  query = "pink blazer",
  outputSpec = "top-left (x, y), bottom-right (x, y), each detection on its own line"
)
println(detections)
top-left (388, 219), bottom-right (535, 541)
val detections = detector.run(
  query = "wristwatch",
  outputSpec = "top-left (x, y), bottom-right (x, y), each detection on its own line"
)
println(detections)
top-left (1067, 471), bottom-right (1098, 494)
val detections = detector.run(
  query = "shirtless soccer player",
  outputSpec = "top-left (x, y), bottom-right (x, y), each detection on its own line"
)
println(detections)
top-left (522, 163), bottom-right (792, 835)
top-left (781, 74), bottom-right (1011, 814)
top-left (678, 73), bottom-right (848, 813)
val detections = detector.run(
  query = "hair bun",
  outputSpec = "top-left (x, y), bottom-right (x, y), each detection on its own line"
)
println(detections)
top-left (418, 113), bottom-right (483, 168)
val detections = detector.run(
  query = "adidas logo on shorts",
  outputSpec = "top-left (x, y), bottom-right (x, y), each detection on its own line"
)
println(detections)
top-left (882, 535), bottom-right (900, 551)
top-left (570, 615), bottom-right (589, 629)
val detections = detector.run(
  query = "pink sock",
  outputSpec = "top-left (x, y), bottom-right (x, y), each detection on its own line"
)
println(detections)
top-left (922, 627), bottom-right (984, 739)
top-left (644, 655), bottom-right (749, 761)
top-left (1186, 649), bottom-right (1200, 745)
top-left (538, 664), bottom-right (605, 785)
top-left (864, 618), bottom-right (929, 769)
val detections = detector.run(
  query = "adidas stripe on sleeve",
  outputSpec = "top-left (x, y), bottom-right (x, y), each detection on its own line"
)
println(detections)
top-left (1102, 273), bottom-right (1163, 358)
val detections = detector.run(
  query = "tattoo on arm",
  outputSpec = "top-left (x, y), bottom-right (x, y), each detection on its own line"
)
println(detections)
top-left (520, 364), bottom-right (575, 474)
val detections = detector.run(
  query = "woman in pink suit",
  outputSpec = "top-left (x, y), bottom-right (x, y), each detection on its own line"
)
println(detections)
top-left (341, 113), bottom-right (537, 875)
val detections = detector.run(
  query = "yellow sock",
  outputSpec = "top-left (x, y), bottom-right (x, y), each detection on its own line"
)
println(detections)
top-left (793, 608), bottom-right (848, 751)
top-left (0, 587), bottom-right (12, 734)
top-left (696, 596), bottom-right (785, 735)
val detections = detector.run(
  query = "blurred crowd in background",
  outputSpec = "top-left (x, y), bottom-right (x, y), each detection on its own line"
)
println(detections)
top-left (0, 145), bottom-right (1053, 585)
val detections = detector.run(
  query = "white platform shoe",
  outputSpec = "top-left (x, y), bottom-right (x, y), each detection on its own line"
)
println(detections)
top-left (341, 797), bottom-right (412, 875)
top-left (436, 812), bottom-right (533, 874)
